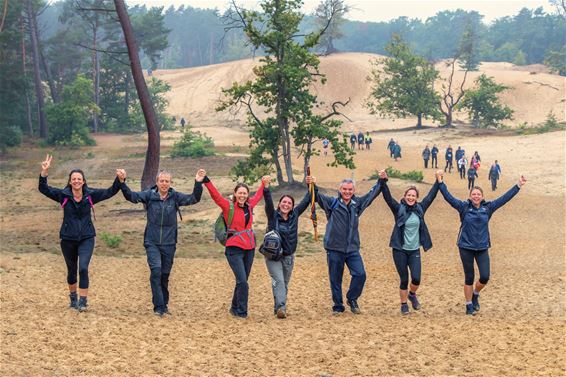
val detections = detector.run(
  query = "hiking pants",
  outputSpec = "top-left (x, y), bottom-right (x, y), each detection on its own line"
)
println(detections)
top-left (145, 243), bottom-right (176, 312)
top-left (392, 248), bottom-right (421, 290)
top-left (445, 159), bottom-right (453, 172)
top-left (326, 250), bottom-right (366, 312)
top-left (225, 246), bottom-right (255, 317)
top-left (491, 177), bottom-right (498, 191)
top-left (459, 248), bottom-right (490, 286)
top-left (468, 178), bottom-right (476, 190)
top-left (60, 238), bottom-right (95, 289)
top-left (424, 159), bottom-right (429, 169)
top-left (265, 254), bottom-right (295, 313)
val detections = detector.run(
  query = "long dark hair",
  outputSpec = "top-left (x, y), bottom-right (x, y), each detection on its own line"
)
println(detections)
top-left (232, 183), bottom-right (250, 202)
top-left (278, 194), bottom-right (295, 209)
top-left (66, 169), bottom-right (87, 188)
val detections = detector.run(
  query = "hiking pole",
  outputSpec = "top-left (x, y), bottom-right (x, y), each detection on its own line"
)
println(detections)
top-left (307, 166), bottom-right (318, 241)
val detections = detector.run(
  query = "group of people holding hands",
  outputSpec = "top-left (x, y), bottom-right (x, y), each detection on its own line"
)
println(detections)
top-left (38, 153), bottom-right (526, 318)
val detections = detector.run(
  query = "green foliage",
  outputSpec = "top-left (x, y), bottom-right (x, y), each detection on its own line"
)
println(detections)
top-left (100, 232), bottom-right (123, 249)
top-left (314, 0), bottom-right (350, 54)
top-left (458, 18), bottom-right (481, 71)
top-left (171, 126), bottom-right (215, 158)
top-left (544, 46), bottom-right (566, 76)
top-left (366, 35), bottom-right (442, 127)
top-left (516, 112), bottom-right (566, 134)
top-left (0, 127), bottom-right (23, 152)
top-left (458, 74), bottom-right (513, 128)
top-left (46, 75), bottom-right (97, 146)
top-left (129, 77), bottom-right (174, 132)
top-left (369, 167), bottom-right (423, 182)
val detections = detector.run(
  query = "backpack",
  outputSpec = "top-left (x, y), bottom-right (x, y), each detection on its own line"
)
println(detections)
top-left (259, 230), bottom-right (283, 261)
top-left (61, 196), bottom-right (96, 220)
top-left (214, 201), bottom-right (235, 245)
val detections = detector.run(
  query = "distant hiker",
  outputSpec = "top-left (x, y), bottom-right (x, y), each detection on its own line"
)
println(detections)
top-left (314, 177), bottom-right (383, 315)
top-left (431, 144), bottom-right (439, 168)
top-left (120, 169), bottom-right (205, 316)
top-left (322, 138), bottom-right (330, 156)
top-left (488, 161), bottom-right (501, 191)
top-left (422, 145), bottom-right (431, 168)
top-left (364, 132), bottom-right (372, 150)
top-left (357, 132), bottom-right (364, 150)
top-left (457, 155), bottom-right (468, 179)
top-left (437, 171), bottom-right (527, 315)
top-left (444, 145), bottom-right (454, 173)
top-left (393, 142), bottom-right (402, 161)
top-left (147, 68), bottom-right (153, 76)
top-left (350, 133), bottom-right (357, 150)
top-left (467, 166), bottom-right (478, 190)
top-left (204, 175), bottom-right (270, 318)
top-left (455, 146), bottom-right (465, 162)
top-left (38, 154), bottom-right (123, 312)
top-left (388, 138), bottom-right (395, 158)
top-left (262, 176), bottom-right (314, 319)
top-left (180, 117), bottom-right (186, 129)
top-left (378, 169), bottom-right (440, 315)
top-left (473, 151), bottom-right (481, 163)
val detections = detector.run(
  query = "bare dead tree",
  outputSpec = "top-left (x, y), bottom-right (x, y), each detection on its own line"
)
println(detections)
top-left (114, 0), bottom-right (160, 190)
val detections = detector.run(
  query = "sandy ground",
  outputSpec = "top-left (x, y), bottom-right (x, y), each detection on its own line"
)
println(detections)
top-left (1, 122), bottom-right (565, 376)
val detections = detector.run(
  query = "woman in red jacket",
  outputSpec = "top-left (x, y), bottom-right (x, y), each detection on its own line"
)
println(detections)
top-left (204, 175), bottom-right (270, 318)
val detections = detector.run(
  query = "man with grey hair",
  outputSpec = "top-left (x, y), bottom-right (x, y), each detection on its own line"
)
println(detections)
top-left (117, 168), bottom-right (206, 316)
top-left (315, 176), bottom-right (383, 315)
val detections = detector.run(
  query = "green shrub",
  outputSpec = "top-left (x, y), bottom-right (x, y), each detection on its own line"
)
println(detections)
top-left (100, 232), bottom-right (122, 249)
top-left (516, 112), bottom-right (566, 135)
top-left (0, 126), bottom-right (22, 151)
top-left (369, 167), bottom-right (424, 182)
top-left (171, 127), bottom-right (215, 158)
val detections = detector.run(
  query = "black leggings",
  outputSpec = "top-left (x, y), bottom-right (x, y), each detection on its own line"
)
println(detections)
top-left (60, 238), bottom-right (95, 289)
top-left (392, 249), bottom-right (421, 290)
top-left (459, 248), bottom-right (490, 286)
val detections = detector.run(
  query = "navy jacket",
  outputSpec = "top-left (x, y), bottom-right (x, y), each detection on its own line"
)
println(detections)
top-left (431, 147), bottom-right (439, 157)
top-left (439, 182), bottom-right (520, 250)
top-left (121, 181), bottom-right (202, 245)
top-left (264, 188), bottom-right (312, 256)
top-left (38, 175), bottom-right (121, 241)
top-left (316, 180), bottom-right (382, 253)
top-left (382, 180), bottom-right (439, 251)
top-left (445, 148), bottom-right (453, 161)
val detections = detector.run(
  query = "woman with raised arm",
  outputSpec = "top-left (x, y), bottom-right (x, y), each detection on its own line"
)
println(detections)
top-left (262, 176), bottom-right (315, 319)
top-left (378, 170), bottom-right (440, 315)
top-left (203, 175), bottom-right (270, 318)
top-left (437, 171), bottom-right (527, 315)
top-left (38, 154), bottom-right (123, 311)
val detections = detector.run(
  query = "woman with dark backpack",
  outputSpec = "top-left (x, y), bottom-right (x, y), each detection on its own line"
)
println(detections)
top-left (378, 169), bottom-right (441, 315)
top-left (203, 175), bottom-right (270, 318)
top-left (38, 154), bottom-right (123, 311)
top-left (437, 171), bottom-right (527, 315)
top-left (262, 176), bottom-right (315, 319)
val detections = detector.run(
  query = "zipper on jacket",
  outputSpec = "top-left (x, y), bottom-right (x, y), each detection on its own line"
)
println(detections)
top-left (160, 201), bottom-right (165, 244)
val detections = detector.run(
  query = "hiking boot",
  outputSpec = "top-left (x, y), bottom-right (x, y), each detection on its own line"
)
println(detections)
top-left (472, 293), bottom-right (480, 312)
top-left (408, 292), bottom-right (421, 310)
top-left (69, 292), bottom-right (78, 310)
top-left (153, 310), bottom-right (164, 317)
top-left (347, 300), bottom-right (361, 314)
top-left (400, 303), bottom-right (410, 315)
top-left (466, 303), bottom-right (476, 316)
top-left (276, 308), bottom-right (287, 319)
top-left (77, 297), bottom-right (88, 312)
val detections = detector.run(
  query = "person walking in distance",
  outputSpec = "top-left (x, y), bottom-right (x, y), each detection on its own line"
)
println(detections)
top-left (422, 145), bottom-right (431, 169)
top-left (436, 171), bottom-right (527, 315)
top-left (322, 138), bottom-right (330, 156)
top-left (357, 131), bottom-right (364, 150)
top-left (488, 161), bottom-right (501, 191)
top-left (444, 145), bottom-right (454, 173)
top-left (38, 154), bottom-right (123, 311)
top-left (431, 144), bottom-right (439, 168)
top-left (467, 165), bottom-right (478, 190)
top-left (350, 133), bottom-right (357, 150)
top-left (457, 155), bottom-right (468, 180)
top-left (314, 177), bottom-right (383, 315)
top-left (388, 138), bottom-right (396, 158)
top-left (119, 169), bottom-right (205, 316)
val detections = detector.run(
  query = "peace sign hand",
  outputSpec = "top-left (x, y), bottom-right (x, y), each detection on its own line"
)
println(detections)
top-left (41, 154), bottom-right (53, 177)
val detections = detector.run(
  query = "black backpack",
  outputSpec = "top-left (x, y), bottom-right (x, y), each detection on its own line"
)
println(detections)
top-left (259, 230), bottom-right (283, 261)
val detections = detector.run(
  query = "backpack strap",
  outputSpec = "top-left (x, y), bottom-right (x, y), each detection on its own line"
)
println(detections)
top-left (61, 196), bottom-right (96, 221)
top-left (61, 197), bottom-right (69, 208)
top-left (227, 201), bottom-right (235, 228)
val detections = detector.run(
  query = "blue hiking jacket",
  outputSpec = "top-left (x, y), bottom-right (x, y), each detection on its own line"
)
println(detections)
top-left (439, 182), bottom-right (520, 250)
top-left (38, 175), bottom-right (122, 241)
top-left (121, 181), bottom-right (202, 245)
top-left (315, 180), bottom-right (382, 253)
top-left (382, 180), bottom-right (439, 251)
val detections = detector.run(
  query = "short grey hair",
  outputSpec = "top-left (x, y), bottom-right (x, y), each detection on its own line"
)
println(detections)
top-left (339, 178), bottom-right (356, 188)
top-left (156, 170), bottom-right (172, 181)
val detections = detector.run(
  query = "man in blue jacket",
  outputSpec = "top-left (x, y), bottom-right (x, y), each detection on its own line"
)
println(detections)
top-left (118, 169), bottom-right (205, 316)
top-left (315, 178), bottom-right (383, 315)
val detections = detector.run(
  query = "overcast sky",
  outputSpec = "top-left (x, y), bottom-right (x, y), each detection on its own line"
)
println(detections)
top-left (126, 0), bottom-right (555, 23)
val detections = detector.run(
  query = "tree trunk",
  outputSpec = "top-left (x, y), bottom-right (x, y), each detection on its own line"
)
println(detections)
top-left (92, 19), bottom-right (100, 133)
top-left (26, 0), bottom-right (47, 138)
top-left (114, 0), bottom-right (160, 190)
top-left (273, 148), bottom-right (284, 185)
top-left (20, 15), bottom-right (33, 135)
top-left (445, 110), bottom-right (452, 127)
top-left (39, 48), bottom-right (59, 103)
top-left (124, 73), bottom-right (130, 115)
top-left (416, 113), bottom-right (422, 128)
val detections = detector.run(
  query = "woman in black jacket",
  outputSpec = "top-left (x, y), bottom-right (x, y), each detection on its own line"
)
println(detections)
top-left (379, 170), bottom-right (440, 315)
top-left (262, 176), bottom-right (314, 319)
top-left (38, 154), bottom-right (123, 311)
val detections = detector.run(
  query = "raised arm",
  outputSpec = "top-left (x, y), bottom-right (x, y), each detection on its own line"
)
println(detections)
top-left (38, 154), bottom-right (63, 202)
top-left (488, 176), bottom-right (525, 213)
top-left (294, 176), bottom-right (316, 216)
top-left (203, 178), bottom-right (230, 212)
top-left (436, 171), bottom-right (466, 211)
top-left (356, 179), bottom-right (383, 215)
top-left (88, 176), bottom-right (122, 204)
top-left (420, 181), bottom-right (440, 212)
top-left (263, 187), bottom-right (276, 231)
top-left (248, 176), bottom-right (269, 208)
top-left (176, 169), bottom-right (205, 206)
